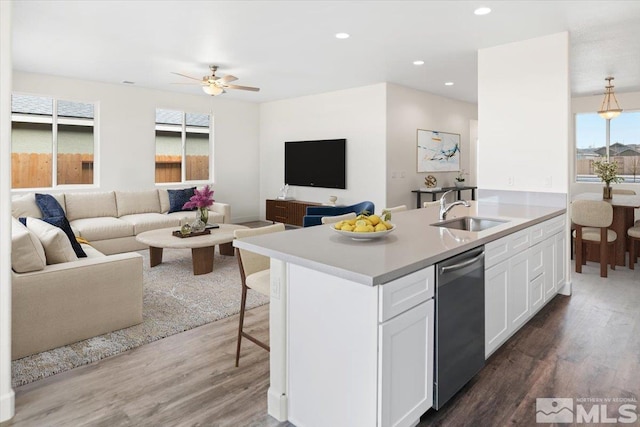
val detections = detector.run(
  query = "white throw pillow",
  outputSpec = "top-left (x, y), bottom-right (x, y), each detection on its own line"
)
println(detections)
top-left (11, 217), bottom-right (46, 273)
top-left (25, 218), bottom-right (78, 264)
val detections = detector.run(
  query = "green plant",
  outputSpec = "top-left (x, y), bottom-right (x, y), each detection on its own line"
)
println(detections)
top-left (593, 160), bottom-right (623, 186)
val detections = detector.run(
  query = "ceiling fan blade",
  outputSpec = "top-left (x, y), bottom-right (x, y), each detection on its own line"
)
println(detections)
top-left (225, 84), bottom-right (260, 92)
top-left (170, 82), bottom-right (201, 85)
top-left (219, 74), bottom-right (238, 83)
top-left (170, 71), bottom-right (202, 81)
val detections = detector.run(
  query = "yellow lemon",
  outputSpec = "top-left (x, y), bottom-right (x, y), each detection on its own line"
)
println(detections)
top-left (347, 219), bottom-right (357, 226)
top-left (366, 224), bottom-right (375, 232)
top-left (369, 215), bottom-right (381, 226)
top-left (355, 219), bottom-right (368, 228)
top-left (354, 225), bottom-right (369, 232)
top-left (334, 221), bottom-right (345, 229)
top-left (382, 221), bottom-right (393, 230)
top-left (341, 224), bottom-right (355, 231)
top-left (374, 223), bottom-right (387, 232)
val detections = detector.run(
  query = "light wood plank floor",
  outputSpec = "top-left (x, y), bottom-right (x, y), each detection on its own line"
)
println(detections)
top-left (3, 260), bottom-right (640, 426)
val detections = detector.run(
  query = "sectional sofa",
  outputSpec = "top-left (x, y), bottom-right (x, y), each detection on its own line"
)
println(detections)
top-left (10, 188), bottom-right (231, 360)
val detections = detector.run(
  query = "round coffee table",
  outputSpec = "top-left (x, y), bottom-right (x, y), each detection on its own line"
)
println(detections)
top-left (135, 224), bottom-right (248, 275)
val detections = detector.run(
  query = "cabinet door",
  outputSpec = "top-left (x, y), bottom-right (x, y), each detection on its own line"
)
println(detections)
top-left (529, 273), bottom-right (545, 314)
top-left (543, 236), bottom-right (555, 301)
top-left (485, 261), bottom-right (509, 357)
top-left (508, 249), bottom-right (530, 331)
top-left (379, 300), bottom-right (433, 427)
top-left (554, 231), bottom-right (566, 291)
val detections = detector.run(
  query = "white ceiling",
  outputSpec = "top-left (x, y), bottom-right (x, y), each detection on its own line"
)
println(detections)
top-left (11, 0), bottom-right (640, 104)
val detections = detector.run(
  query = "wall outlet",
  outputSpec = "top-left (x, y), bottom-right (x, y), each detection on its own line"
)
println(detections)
top-left (391, 172), bottom-right (397, 179)
top-left (271, 277), bottom-right (280, 299)
top-left (545, 176), bottom-right (552, 188)
top-left (400, 171), bottom-right (406, 178)
top-left (508, 176), bottom-right (514, 186)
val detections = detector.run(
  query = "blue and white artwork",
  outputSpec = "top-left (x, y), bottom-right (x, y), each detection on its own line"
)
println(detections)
top-left (417, 129), bottom-right (460, 172)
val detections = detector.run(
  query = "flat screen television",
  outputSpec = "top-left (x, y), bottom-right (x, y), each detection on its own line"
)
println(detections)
top-left (284, 139), bottom-right (346, 189)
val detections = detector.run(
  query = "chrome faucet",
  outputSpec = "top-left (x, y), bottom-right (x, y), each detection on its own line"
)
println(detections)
top-left (439, 190), bottom-right (471, 220)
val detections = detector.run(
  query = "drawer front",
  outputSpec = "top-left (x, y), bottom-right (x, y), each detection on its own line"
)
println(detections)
top-left (529, 223), bottom-right (545, 246)
top-left (544, 215), bottom-right (565, 237)
top-left (379, 266), bottom-right (434, 323)
top-left (509, 229), bottom-right (531, 253)
top-left (528, 242), bottom-right (544, 279)
top-left (485, 236), bottom-right (510, 269)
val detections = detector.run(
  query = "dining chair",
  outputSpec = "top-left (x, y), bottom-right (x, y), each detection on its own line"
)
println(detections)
top-left (627, 226), bottom-right (640, 269)
top-left (384, 205), bottom-right (407, 213)
top-left (571, 199), bottom-right (617, 278)
top-left (321, 212), bottom-right (356, 224)
top-left (233, 223), bottom-right (286, 367)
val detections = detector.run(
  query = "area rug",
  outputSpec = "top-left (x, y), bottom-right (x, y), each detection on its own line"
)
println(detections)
top-left (11, 248), bottom-right (269, 388)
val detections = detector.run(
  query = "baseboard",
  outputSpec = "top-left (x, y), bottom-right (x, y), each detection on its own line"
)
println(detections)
top-left (0, 389), bottom-right (15, 422)
top-left (267, 387), bottom-right (288, 421)
top-left (558, 280), bottom-right (572, 296)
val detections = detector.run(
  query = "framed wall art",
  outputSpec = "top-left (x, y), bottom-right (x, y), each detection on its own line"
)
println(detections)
top-left (417, 129), bottom-right (460, 172)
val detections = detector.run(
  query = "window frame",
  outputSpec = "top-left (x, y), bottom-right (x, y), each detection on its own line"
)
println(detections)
top-left (154, 108), bottom-right (213, 185)
top-left (10, 92), bottom-right (99, 191)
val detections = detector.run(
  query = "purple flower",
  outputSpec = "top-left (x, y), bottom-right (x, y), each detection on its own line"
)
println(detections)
top-left (183, 185), bottom-right (215, 209)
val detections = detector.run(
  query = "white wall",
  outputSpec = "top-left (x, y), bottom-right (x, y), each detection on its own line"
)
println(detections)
top-left (0, 1), bottom-right (15, 421)
top-left (571, 90), bottom-right (640, 197)
top-left (385, 83), bottom-right (477, 209)
top-left (478, 32), bottom-right (570, 193)
top-left (259, 84), bottom-right (387, 216)
top-left (12, 72), bottom-right (261, 222)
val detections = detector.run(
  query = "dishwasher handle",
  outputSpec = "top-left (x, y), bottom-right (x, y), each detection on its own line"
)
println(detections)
top-left (439, 251), bottom-right (485, 275)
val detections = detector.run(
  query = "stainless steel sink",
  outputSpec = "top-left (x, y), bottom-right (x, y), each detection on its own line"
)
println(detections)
top-left (431, 216), bottom-right (509, 232)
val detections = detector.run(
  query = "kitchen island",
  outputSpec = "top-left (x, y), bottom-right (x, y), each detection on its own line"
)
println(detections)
top-left (234, 201), bottom-right (567, 427)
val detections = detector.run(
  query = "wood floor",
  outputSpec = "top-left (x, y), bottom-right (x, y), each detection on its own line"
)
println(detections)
top-left (3, 260), bottom-right (640, 426)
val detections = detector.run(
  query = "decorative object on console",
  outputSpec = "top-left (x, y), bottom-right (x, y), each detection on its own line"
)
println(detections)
top-left (455, 169), bottom-right (468, 188)
top-left (424, 175), bottom-right (437, 188)
top-left (327, 195), bottom-right (337, 206)
top-left (593, 160), bottom-right (623, 199)
top-left (417, 129), bottom-right (460, 172)
top-left (277, 184), bottom-right (292, 200)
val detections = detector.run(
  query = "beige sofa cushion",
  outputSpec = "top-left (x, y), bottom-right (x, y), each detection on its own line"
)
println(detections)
top-left (158, 189), bottom-right (170, 214)
top-left (118, 213), bottom-right (179, 234)
top-left (25, 218), bottom-right (78, 264)
top-left (11, 217), bottom-right (47, 273)
top-left (12, 193), bottom-right (66, 218)
top-left (65, 191), bottom-right (117, 221)
top-left (70, 217), bottom-right (134, 241)
top-left (80, 243), bottom-right (106, 258)
top-left (116, 190), bottom-right (161, 217)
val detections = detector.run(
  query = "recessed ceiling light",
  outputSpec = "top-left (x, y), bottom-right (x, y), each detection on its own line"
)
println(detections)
top-left (122, 80), bottom-right (135, 84)
top-left (474, 7), bottom-right (491, 15)
top-left (444, 82), bottom-right (454, 86)
top-left (335, 33), bottom-right (350, 39)
top-left (413, 60), bottom-right (425, 66)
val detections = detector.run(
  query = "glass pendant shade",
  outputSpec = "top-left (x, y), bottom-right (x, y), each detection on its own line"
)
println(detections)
top-left (202, 84), bottom-right (223, 96)
top-left (598, 76), bottom-right (623, 119)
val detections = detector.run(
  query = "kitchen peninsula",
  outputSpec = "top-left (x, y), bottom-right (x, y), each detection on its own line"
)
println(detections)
top-left (234, 201), bottom-right (567, 427)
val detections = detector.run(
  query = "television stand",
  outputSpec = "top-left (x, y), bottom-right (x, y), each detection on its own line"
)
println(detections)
top-left (266, 199), bottom-right (320, 227)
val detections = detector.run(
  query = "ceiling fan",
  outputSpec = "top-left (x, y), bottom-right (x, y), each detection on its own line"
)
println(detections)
top-left (171, 65), bottom-right (260, 96)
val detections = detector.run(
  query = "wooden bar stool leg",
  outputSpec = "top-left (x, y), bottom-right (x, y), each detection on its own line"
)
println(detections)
top-left (610, 242), bottom-right (616, 271)
top-left (631, 237), bottom-right (636, 270)
top-left (600, 228), bottom-right (608, 278)
top-left (575, 230), bottom-right (582, 274)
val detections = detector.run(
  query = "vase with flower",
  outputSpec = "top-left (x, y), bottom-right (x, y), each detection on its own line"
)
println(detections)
top-left (454, 169), bottom-right (468, 188)
top-left (593, 160), bottom-right (623, 199)
top-left (182, 185), bottom-right (215, 231)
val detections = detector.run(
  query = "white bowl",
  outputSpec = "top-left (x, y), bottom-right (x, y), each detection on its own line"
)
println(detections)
top-left (331, 223), bottom-right (396, 240)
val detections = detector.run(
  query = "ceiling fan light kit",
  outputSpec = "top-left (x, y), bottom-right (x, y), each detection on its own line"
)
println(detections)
top-left (172, 65), bottom-right (260, 97)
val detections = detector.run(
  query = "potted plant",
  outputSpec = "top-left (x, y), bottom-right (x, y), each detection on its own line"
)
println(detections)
top-left (593, 159), bottom-right (623, 199)
top-left (454, 169), bottom-right (468, 188)
top-left (183, 185), bottom-right (215, 228)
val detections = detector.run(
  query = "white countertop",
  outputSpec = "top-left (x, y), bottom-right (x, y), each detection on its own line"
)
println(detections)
top-left (234, 202), bottom-right (566, 286)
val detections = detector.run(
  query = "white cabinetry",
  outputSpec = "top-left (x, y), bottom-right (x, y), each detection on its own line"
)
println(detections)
top-left (287, 264), bottom-right (434, 427)
top-left (484, 215), bottom-right (566, 358)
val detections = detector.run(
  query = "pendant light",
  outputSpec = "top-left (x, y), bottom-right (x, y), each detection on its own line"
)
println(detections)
top-left (598, 76), bottom-right (623, 119)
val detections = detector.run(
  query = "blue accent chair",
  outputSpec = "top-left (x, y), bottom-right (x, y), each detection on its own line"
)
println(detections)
top-left (303, 201), bottom-right (375, 227)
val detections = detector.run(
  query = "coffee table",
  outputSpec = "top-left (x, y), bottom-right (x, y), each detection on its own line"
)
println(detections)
top-left (136, 224), bottom-right (249, 275)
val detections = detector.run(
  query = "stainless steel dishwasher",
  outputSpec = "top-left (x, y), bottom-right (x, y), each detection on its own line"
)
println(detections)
top-left (434, 246), bottom-right (485, 410)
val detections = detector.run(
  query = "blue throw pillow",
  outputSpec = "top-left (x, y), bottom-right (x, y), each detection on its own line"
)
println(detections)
top-left (167, 187), bottom-right (196, 213)
top-left (35, 193), bottom-right (65, 218)
top-left (41, 216), bottom-right (87, 258)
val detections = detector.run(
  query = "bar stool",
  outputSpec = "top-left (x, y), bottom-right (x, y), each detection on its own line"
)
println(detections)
top-left (572, 199), bottom-right (617, 278)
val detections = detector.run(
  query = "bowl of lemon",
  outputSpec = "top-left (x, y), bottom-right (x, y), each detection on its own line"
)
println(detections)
top-left (331, 213), bottom-right (395, 240)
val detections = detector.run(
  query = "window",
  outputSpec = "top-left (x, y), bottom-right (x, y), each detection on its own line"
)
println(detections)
top-left (11, 94), bottom-right (95, 188)
top-left (155, 109), bottom-right (211, 183)
top-left (575, 111), bottom-right (640, 183)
